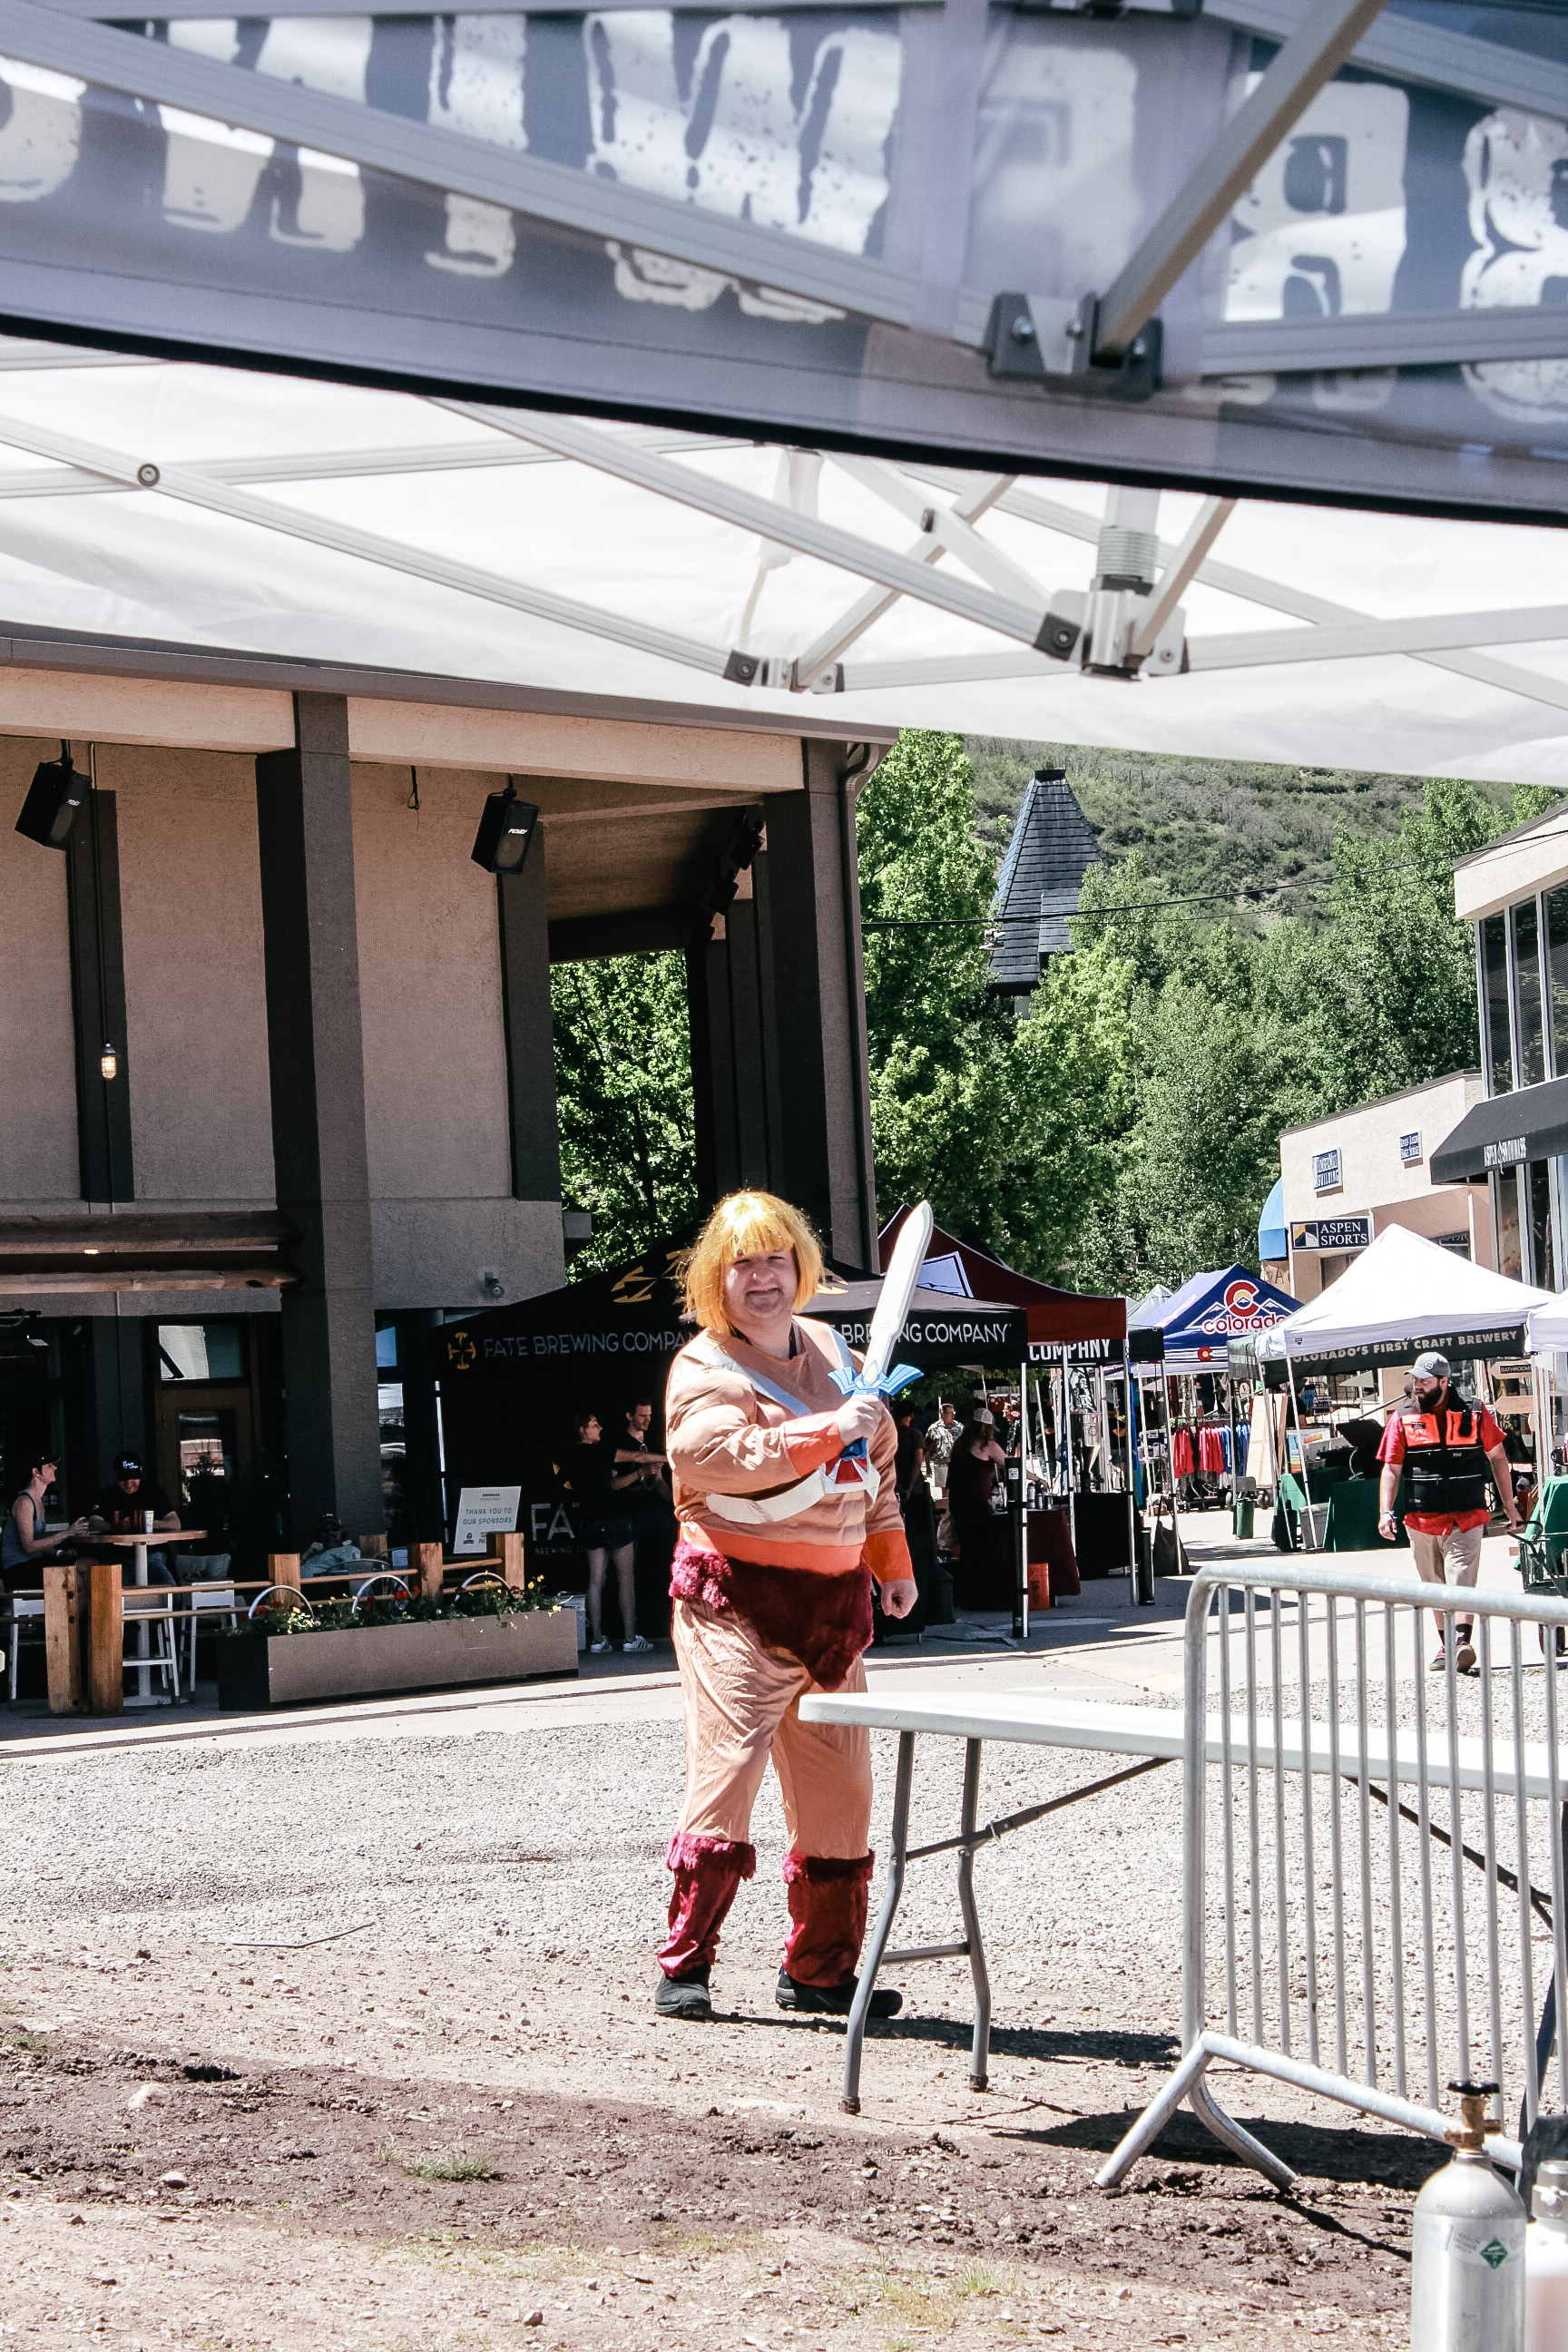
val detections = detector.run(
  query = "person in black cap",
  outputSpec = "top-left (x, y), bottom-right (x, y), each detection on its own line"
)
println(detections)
top-left (88, 1457), bottom-right (181, 1582)
top-left (1377, 1352), bottom-right (1520, 1673)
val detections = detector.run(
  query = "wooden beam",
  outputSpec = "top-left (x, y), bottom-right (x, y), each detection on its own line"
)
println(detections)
top-left (43, 1561), bottom-right (83, 1713)
top-left (85, 1560), bottom-right (122, 1715)
top-left (487, 1531), bottom-right (526, 1592)
top-left (413, 1542), bottom-right (445, 1602)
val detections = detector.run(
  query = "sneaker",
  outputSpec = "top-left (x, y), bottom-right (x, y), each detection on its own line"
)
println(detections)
top-left (1455, 1630), bottom-right (1478, 1676)
top-left (776, 1967), bottom-right (903, 2019)
top-left (1430, 1646), bottom-right (1448, 1671)
top-left (622, 1634), bottom-right (653, 1653)
top-left (655, 1965), bottom-right (712, 2021)
top-left (589, 1636), bottom-right (612, 1655)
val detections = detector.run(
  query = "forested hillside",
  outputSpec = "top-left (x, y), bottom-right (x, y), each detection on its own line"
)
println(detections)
top-left (965, 738), bottom-right (1519, 922)
top-left (552, 736), bottom-right (1553, 1294)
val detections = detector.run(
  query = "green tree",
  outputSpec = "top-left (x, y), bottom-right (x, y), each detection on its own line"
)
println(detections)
top-left (1301, 777), bottom-right (1499, 1112)
top-left (857, 731), bottom-right (1136, 1281)
top-left (857, 732), bottom-right (1015, 1247)
top-left (550, 951), bottom-right (696, 1274)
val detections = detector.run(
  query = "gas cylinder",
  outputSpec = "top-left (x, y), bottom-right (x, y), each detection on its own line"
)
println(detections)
top-left (1410, 2081), bottom-right (1525, 2352)
top-left (1524, 2159), bottom-right (1568, 2352)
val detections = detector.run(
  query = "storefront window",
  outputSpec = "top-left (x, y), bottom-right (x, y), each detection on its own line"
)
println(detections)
top-left (1494, 1165), bottom-right (1524, 1279)
top-left (1482, 913), bottom-right (1512, 1093)
top-left (1531, 1159), bottom-right (1556, 1294)
top-left (1549, 887), bottom-right (1568, 1078)
top-left (1513, 898), bottom-right (1545, 1089)
top-left (156, 1322), bottom-right (243, 1383)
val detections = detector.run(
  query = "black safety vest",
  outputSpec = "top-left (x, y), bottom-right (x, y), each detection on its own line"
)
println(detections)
top-left (1398, 1395), bottom-right (1489, 1516)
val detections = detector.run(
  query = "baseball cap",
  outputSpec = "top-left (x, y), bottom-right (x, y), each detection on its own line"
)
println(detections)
top-left (116, 1455), bottom-right (142, 1476)
top-left (975, 1408), bottom-right (995, 1426)
top-left (1412, 1352), bottom-right (1450, 1380)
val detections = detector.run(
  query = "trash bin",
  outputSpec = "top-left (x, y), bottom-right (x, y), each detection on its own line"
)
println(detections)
top-left (1234, 1496), bottom-right (1254, 1540)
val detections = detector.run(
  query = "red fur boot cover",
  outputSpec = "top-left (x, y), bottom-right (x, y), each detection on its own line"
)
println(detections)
top-left (658, 1831), bottom-right (757, 1977)
top-left (781, 1851), bottom-right (875, 1987)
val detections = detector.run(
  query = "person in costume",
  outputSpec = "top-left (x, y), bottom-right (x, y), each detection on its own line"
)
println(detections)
top-left (654, 1189), bottom-right (917, 2021)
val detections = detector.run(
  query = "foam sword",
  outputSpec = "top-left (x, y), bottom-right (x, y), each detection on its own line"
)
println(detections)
top-left (829, 1200), bottom-right (934, 1457)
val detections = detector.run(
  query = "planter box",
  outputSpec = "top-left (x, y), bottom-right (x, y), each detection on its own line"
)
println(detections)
top-left (216, 1609), bottom-right (579, 1710)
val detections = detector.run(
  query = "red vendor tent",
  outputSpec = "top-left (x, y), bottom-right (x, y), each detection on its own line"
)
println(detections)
top-left (878, 1210), bottom-right (1126, 1355)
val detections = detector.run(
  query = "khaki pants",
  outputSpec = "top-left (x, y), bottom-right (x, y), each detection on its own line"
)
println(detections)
top-left (1410, 1524), bottom-right (1484, 1651)
top-left (671, 1596), bottom-right (872, 1855)
top-left (1407, 1523), bottom-right (1485, 1594)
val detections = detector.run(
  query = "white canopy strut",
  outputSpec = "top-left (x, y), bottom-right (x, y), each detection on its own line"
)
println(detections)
top-left (0, 338), bottom-right (1563, 785)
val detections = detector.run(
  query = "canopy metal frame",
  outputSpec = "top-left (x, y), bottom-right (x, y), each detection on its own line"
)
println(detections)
top-left (0, 349), bottom-right (1563, 714)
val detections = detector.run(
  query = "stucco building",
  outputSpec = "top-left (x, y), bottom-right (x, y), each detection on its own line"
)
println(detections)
top-left (1278, 1071), bottom-right (1494, 1304)
top-left (1438, 801), bottom-right (1568, 1294)
top-left (0, 636), bottom-right (888, 1550)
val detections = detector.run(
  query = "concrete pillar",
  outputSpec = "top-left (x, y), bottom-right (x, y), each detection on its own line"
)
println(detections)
top-left (255, 692), bottom-right (384, 1540)
top-left (685, 869), bottom-right (784, 1205)
top-left (388, 1308), bottom-right (445, 1544)
top-left (81, 1315), bottom-right (147, 1496)
top-left (495, 822), bottom-right (563, 1204)
top-left (64, 771), bottom-right (134, 1204)
top-left (759, 744), bottom-right (878, 1269)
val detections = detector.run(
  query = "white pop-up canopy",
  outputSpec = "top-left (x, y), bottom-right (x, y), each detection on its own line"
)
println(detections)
top-left (1256, 1224), bottom-right (1553, 1374)
top-left (1527, 1299), bottom-right (1568, 1356)
top-left (2, 339), bottom-right (1568, 788)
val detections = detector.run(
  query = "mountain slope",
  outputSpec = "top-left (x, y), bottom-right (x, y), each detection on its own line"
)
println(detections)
top-left (963, 739), bottom-right (1518, 924)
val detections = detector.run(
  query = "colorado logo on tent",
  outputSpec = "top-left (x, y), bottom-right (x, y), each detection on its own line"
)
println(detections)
top-left (1197, 1279), bottom-right (1283, 1336)
top-left (1128, 1263), bottom-right (1300, 1370)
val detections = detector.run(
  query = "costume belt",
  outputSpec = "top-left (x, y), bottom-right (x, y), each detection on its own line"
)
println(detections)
top-left (690, 1332), bottom-right (880, 1525)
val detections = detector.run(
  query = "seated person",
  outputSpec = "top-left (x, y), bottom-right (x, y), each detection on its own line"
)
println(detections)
top-left (2, 1455), bottom-right (89, 1590)
top-left (88, 1456), bottom-right (180, 1583)
top-left (299, 1513), bottom-right (364, 1577)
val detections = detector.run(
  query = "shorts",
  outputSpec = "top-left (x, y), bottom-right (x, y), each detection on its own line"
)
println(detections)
top-left (582, 1516), bottom-right (634, 1552)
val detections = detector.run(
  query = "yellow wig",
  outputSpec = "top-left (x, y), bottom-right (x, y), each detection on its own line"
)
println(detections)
top-left (682, 1190), bottom-right (825, 1334)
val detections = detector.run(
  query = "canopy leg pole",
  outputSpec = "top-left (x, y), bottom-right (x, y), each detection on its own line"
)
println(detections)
top-left (1228, 1370), bottom-right (1241, 1531)
top-left (1164, 1369), bottom-right (1184, 1575)
top-left (1284, 1354), bottom-right (1313, 1551)
top-left (1014, 1356), bottom-right (1029, 1642)
top-left (1063, 1359), bottom-right (1077, 1563)
top-left (1122, 1351), bottom-right (1138, 1592)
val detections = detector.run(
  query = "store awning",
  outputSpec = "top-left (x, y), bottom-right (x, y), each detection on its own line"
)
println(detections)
top-left (1430, 1077), bottom-right (1568, 1185)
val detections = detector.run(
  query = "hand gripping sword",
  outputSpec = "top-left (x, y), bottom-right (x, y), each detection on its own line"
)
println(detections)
top-left (829, 1200), bottom-right (933, 1459)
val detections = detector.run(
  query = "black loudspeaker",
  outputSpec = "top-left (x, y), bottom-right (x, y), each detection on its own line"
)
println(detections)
top-left (15, 750), bottom-right (86, 848)
top-left (470, 788), bottom-right (539, 875)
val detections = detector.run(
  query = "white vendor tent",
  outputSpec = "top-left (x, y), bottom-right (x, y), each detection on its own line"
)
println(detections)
top-left (1527, 1299), bottom-right (1568, 1356)
top-left (2, 339), bottom-right (1568, 788)
top-left (1256, 1224), bottom-right (1553, 1375)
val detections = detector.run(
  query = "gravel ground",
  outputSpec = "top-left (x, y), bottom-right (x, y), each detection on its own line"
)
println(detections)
top-left (0, 1684), bottom-right (1446, 2351)
top-left (0, 1715), bottom-right (1194, 1976)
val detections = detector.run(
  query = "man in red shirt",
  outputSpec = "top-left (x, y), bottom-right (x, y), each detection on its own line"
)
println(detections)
top-left (1377, 1352), bottom-right (1521, 1672)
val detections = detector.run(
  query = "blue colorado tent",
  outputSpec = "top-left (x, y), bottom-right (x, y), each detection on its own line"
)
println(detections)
top-left (1129, 1264), bottom-right (1300, 1372)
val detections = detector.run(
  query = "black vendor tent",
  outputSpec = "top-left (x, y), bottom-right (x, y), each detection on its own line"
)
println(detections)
top-left (434, 1236), bottom-right (1025, 1610)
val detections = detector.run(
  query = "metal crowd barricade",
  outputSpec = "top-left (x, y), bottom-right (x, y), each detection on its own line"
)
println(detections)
top-left (1101, 1561), bottom-right (1568, 2190)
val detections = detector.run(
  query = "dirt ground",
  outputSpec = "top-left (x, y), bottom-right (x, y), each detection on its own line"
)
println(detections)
top-left (0, 1932), bottom-right (1436, 2351)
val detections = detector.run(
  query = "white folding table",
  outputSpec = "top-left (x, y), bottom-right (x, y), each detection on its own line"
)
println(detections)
top-left (800, 1687), bottom-right (1568, 2118)
top-left (796, 1690), bottom-right (1181, 2113)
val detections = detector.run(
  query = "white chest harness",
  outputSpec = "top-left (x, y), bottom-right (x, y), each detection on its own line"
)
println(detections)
top-left (690, 1330), bottom-right (880, 1526)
